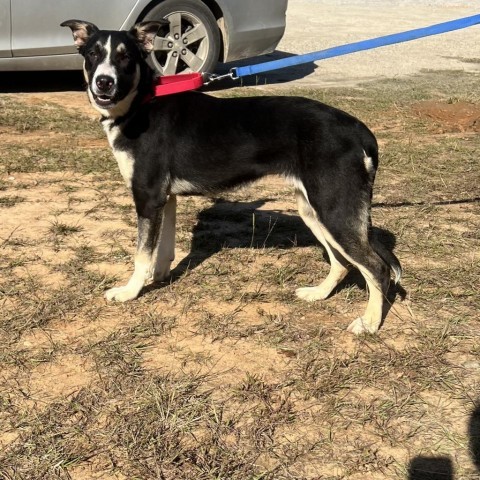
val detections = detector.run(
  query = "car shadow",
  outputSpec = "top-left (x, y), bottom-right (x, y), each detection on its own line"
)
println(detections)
top-left (146, 198), bottom-right (404, 316)
top-left (0, 70), bottom-right (85, 93)
top-left (0, 50), bottom-right (313, 94)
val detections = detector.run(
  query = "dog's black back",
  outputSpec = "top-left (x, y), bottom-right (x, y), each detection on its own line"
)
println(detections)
top-left (118, 92), bottom-right (377, 196)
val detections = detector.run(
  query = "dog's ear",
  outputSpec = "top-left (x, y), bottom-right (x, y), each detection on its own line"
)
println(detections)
top-left (130, 21), bottom-right (168, 53)
top-left (61, 20), bottom-right (99, 51)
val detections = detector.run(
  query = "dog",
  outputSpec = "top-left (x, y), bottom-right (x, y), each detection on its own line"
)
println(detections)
top-left (61, 19), bottom-right (401, 334)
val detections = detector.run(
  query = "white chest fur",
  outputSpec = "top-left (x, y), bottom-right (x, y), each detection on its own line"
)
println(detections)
top-left (104, 122), bottom-right (134, 189)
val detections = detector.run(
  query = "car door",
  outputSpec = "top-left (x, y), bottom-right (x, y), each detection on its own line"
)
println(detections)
top-left (11, 0), bottom-right (138, 57)
top-left (0, 0), bottom-right (11, 57)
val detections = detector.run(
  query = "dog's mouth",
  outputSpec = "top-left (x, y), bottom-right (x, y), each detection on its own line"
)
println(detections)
top-left (93, 93), bottom-right (116, 109)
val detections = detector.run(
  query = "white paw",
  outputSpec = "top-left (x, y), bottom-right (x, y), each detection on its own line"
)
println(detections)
top-left (347, 317), bottom-right (378, 335)
top-left (295, 286), bottom-right (329, 302)
top-left (105, 285), bottom-right (140, 302)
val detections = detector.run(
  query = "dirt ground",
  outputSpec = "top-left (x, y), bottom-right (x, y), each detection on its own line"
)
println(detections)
top-left (1, 67), bottom-right (480, 479)
top-left (2, 7), bottom-right (480, 479)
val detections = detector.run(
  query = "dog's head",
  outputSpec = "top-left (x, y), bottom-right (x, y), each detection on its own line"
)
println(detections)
top-left (61, 20), bottom-right (167, 117)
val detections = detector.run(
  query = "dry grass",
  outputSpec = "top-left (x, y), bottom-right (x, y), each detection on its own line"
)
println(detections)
top-left (1, 70), bottom-right (479, 479)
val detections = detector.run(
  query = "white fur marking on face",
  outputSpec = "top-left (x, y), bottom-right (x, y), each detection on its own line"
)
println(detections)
top-left (90, 64), bottom-right (140, 118)
top-left (92, 36), bottom-right (117, 95)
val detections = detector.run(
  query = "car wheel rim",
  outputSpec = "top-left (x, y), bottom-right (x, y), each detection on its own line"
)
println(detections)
top-left (152, 11), bottom-right (210, 75)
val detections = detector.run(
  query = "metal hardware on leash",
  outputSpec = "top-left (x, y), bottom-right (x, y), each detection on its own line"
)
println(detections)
top-left (202, 69), bottom-right (239, 85)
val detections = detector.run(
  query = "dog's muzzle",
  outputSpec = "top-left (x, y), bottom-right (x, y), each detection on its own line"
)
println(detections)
top-left (92, 75), bottom-right (116, 108)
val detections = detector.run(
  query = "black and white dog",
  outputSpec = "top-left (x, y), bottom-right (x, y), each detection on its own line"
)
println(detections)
top-left (62, 20), bottom-right (401, 334)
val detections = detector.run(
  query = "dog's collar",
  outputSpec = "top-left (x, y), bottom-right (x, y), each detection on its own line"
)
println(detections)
top-left (143, 73), bottom-right (204, 104)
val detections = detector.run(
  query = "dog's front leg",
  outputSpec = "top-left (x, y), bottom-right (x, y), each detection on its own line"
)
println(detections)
top-left (105, 206), bottom-right (164, 302)
top-left (152, 194), bottom-right (176, 282)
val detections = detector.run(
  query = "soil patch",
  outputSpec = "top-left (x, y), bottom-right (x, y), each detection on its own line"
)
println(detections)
top-left (413, 100), bottom-right (480, 133)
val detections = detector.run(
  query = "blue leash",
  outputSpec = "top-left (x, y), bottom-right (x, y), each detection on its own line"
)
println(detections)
top-left (205, 14), bottom-right (480, 82)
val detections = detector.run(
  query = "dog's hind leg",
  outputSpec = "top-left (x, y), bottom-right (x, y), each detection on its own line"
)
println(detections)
top-left (295, 182), bottom-right (390, 334)
top-left (105, 194), bottom-right (167, 302)
top-left (342, 246), bottom-right (389, 335)
top-left (152, 194), bottom-right (176, 282)
top-left (295, 190), bottom-right (350, 301)
top-left (316, 209), bottom-right (389, 334)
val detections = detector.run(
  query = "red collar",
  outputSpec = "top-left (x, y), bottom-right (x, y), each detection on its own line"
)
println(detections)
top-left (143, 73), bottom-right (204, 103)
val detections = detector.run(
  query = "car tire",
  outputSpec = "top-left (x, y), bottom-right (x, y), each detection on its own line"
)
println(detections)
top-left (144, 0), bottom-right (221, 76)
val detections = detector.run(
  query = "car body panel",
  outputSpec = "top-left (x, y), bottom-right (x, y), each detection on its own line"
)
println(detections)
top-left (0, 53), bottom-right (81, 70)
top-left (2, 0), bottom-right (287, 70)
top-left (216, 0), bottom-right (288, 61)
top-left (0, 0), bottom-right (11, 57)
top-left (11, 0), bottom-right (137, 56)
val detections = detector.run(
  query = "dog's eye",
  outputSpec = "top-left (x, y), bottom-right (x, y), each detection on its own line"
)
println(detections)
top-left (88, 50), bottom-right (98, 60)
top-left (118, 52), bottom-right (130, 62)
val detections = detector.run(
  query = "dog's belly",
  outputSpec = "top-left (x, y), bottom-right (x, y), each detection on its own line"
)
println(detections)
top-left (169, 173), bottom-right (263, 196)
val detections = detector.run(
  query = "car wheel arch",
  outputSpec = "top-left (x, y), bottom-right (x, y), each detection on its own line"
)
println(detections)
top-left (135, 0), bottom-right (227, 62)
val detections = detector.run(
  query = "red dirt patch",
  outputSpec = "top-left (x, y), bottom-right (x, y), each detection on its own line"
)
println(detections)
top-left (413, 100), bottom-right (480, 133)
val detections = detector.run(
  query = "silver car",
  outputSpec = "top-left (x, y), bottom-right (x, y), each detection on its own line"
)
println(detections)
top-left (0, 0), bottom-right (288, 75)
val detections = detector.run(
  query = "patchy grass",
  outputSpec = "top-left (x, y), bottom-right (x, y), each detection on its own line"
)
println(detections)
top-left (1, 145), bottom-right (116, 176)
top-left (0, 195), bottom-right (25, 208)
top-left (0, 96), bottom-right (103, 136)
top-left (49, 219), bottom-right (83, 236)
top-left (0, 70), bottom-right (479, 479)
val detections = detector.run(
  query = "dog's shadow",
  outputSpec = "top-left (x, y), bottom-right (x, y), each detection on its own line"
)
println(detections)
top-left (148, 198), bottom-right (405, 316)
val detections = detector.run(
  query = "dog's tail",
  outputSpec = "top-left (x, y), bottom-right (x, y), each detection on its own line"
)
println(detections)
top-left (370, 236), bottom-right (402, 284)
top-left (362, 135), bottom-right (402, 284)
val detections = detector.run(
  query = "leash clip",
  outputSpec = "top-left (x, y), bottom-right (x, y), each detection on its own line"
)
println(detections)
top-left (202, 68), bottom-right (238, 85)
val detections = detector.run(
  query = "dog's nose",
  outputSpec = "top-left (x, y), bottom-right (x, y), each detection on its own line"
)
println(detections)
top-left (96, 75), bottom-right (114, 92)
